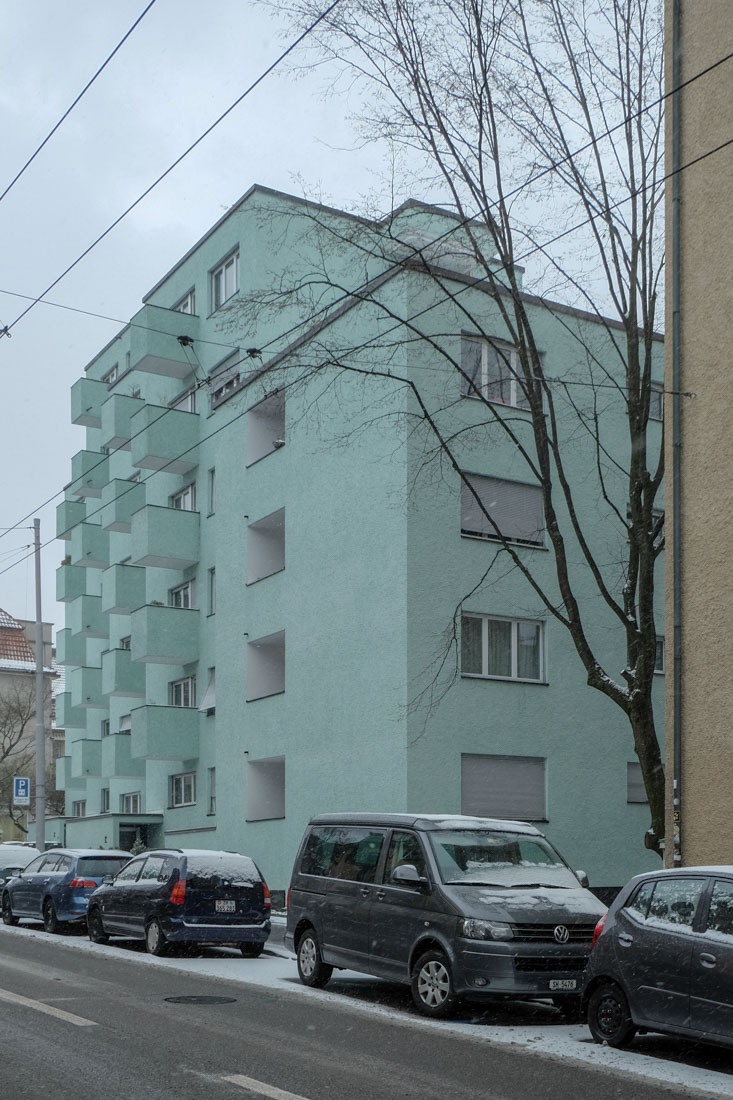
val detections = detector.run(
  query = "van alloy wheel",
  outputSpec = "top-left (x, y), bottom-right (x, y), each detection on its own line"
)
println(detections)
top-left (412, 951), bottom-right (458, 1018)
top-left (296, 928), bottom-right (332, 988)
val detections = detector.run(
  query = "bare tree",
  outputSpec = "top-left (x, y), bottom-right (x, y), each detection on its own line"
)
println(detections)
top-left (247, 0), bottom-right (667, 852)
top-left (0, 682), bottom-right (37, 835)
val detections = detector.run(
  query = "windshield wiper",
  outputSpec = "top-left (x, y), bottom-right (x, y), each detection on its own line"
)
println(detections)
top-left (443, 880), bottom-right (509, 888)
top-left (509, 882), bottom-right (570, 890)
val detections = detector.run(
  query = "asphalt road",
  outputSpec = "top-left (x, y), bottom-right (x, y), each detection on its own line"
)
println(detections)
top-left (0, 928), bottom-right (724, 1100)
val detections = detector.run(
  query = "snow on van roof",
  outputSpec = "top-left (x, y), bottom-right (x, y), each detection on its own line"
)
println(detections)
top-left (308, 812), bottom-right (541, 835)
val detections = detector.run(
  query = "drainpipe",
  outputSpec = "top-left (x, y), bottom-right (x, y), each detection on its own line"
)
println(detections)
top-left (671, 0), bottom-right (683, 865)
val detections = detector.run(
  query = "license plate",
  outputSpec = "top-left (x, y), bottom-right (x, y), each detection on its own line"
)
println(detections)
top-left (215, 900), bottom-right (235, 913)
top-left (549, 980), bottom-right (577, 991)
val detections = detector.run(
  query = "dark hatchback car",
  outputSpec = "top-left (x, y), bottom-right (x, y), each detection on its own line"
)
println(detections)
top-left (1, 848), bottom-right (132, 932)
top-left (583, 866), bottom-right (733, 1050)
top-left (86, 848), bottom-right (271, 956)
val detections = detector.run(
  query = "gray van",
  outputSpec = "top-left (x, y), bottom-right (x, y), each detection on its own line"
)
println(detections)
top-left (286, 813), bottom-right (607, 1017)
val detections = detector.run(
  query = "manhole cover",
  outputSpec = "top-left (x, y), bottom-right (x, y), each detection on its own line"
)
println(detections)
top-left (165, 996), bottom-right (237, 1005)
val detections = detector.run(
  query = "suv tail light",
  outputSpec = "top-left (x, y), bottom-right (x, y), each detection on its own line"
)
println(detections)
top-left (69, 878), bottom-right (98, 889)
top-left (170, 878), bottom-right (187, 905)
top-left (263, 880), bottom-right (271, 909)
top-left (591, 912), bottom-right (607, 950)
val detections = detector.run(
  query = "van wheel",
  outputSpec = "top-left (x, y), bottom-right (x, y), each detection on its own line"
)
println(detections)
top-left (87, 908), bottom-right (109, 945)
top-left (412, 950), bottom-right (458, 1018)
top-left (2, 893), bottom-right (18, 926)
top-left (296, 928), bottom-right (332, 988)
top-left (145, 918), bottom-right (168, 956)
top-left (240, 942), bottom-right (264, 958)
top-left (587, 982), bottom-right (637, 1047)
top-left (43, 899), bottom-right (66, 935)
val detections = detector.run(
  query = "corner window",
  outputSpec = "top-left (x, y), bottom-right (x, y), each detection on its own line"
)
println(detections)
top-left (169, 581), bottom-right (194, 609)
top-left (211, 251), bottom-right (239, 311)
top-left (120, 635), bottom-right (131, 650)
top-left (102, 363), bottom-right (119, 385)
top-left (461, 474), bottom-right (545, 546)
top-left (461, 335), bottom-right (529, 409)
top-left (170, 772), bottom-right (196, 807)
top-left (169, 676), bottom-right (196, 707)
top-left (171, 388), bottom-right (196, 413)
top-left (210, 352), bottom-right (241, 405)
top-left (462, 613), bottom-right (544, 681)
top-left (173, 289), bottom-right (196, 315)
top-left (170, 483), bottom-right (196, 511)
top-left (461, 753), bottom-right (546, 820)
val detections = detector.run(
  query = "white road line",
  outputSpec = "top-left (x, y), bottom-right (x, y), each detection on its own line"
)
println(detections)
top-left (0, 986), bottom-right (97, 1027)
top-left (221, 1074), bottom-right (311, 1100)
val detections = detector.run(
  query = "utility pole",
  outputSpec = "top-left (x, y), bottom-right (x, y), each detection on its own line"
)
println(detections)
top-left (34, 518), bottom-right (45, 853)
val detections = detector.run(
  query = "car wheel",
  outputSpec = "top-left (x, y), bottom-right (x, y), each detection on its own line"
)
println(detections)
top-left (145, 918), bottom-right (168, 956)
top-left (296, 928), bottom-right (333, 988)
top-left (240, 942), bottom-right (264, 958)
top-left (43, 899), bottom-right (66, 935)
top-left (87, 908), bottom-right (109, 945)
top-left (587, 981), bottom-right (637, 1048)
top-left (1, 893), bottom-right (18, 926)
top-left (553, 994), bottom-right (583, 1022)
top-left (411, 950), bottom-right (458, 1018)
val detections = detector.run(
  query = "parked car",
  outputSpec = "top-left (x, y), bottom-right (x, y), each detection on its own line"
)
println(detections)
top-left (0, 844), bottom-right (41, 889)
top-left (86, 848), bottom-right (271, 956)
top-left (1, 848), bottom-right (132, 933)
top-left (583, 865), bottom-right (733, 1051)
top-left (286, 813), bottom-right (606, 1017)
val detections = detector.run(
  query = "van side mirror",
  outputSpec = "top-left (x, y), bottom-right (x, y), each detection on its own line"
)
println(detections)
top-left (392, 864), bottom-right (429, 889)
top-left (575, 869), bottom-right (589, 889)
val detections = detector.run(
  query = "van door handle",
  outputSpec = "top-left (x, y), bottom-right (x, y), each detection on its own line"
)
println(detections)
top-left (376, 890), bottom-right (386, 901)
top-left (699, 952), bottom-right (717, 968)
top-left (360, 887), bottom-right (370, 898)
top-left (618, 932), bottom-right (633, 947)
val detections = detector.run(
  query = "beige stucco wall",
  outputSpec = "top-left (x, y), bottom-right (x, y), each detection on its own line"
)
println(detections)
top-left (665, 1), bottom-right (733, 865)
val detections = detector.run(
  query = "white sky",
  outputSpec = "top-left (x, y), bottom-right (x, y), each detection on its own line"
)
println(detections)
top-left (0, 0), bottom-right (396, 631)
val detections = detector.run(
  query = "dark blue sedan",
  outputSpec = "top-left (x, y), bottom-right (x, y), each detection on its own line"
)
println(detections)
top-left (1, 848), bottom-right (132, 933)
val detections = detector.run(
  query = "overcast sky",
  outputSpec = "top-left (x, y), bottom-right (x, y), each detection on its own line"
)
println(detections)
top-left (0, 0), bottom-right (399, 631)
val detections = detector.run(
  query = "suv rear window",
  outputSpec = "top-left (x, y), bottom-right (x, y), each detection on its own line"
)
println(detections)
top-left (78, 857), bottom-right (131, 877)
top-left (185, 855), bottom-right (259, 887)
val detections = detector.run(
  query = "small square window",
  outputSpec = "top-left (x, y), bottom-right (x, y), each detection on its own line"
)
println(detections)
top-left (211, 251), bottom-right (239, 311)
top-left (170, 772), bottom-right (196, 807)
top-left (461, 335), bottom-right (530, 409)
top-left (169, 676), bottom-right (196, 707)
top-left (169, 581), bottom-right (194, 609)
top-left (71, 800), bottom-right (87, 818)
top-left (170, 484), bottom-right (196, 511)
top-left (121, 791), bottom-right (141, 813)
top-left (462, 614), bottom-right (544, 682)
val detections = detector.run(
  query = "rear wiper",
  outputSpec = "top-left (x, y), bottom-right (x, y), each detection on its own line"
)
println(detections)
top-left (443, 880), bottom-right (508, 888)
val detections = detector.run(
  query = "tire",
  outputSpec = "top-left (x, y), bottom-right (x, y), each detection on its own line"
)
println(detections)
top-left (587, 981), bottom-right (637, 1048)
top-left (296, 928), bottom-right (333, 988)
top-left (240, 942), bottom-right (265, 958)
top-left (1, 893), bottom-right (18, 926)
top-left (87, 908), bottom-right (109, 945)
top-left (553, 994), bottom-right (583, 1022)
top-left (145, 918), bottom-right (168, 956)
top-left (411, 950), bottom-right (458, 1018)
top-left (43, 899), bottom-right (66, 935)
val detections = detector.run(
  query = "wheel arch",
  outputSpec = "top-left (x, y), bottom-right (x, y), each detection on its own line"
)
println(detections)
top-left (408, 936), bottom-right (451, 976)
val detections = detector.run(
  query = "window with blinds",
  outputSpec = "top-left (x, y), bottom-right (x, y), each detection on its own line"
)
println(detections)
top-left (461, 474), bottom-right (544, 546)
top-left (461, 754), bottom-right (546, 820)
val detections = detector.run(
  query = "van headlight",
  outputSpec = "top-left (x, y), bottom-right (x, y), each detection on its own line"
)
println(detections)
top-left (460, 918), bottom-right (514, 941)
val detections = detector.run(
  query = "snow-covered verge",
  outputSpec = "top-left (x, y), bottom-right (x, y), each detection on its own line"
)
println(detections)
top-left (2, 919), bottom-right (732, 1097)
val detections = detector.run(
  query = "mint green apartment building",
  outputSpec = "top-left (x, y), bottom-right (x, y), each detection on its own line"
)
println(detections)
top-left (54, 185), bottom-right (664, 893)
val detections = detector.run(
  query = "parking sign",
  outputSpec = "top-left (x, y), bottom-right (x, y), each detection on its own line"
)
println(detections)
top-left (13, 777), bottom-right (30, 807)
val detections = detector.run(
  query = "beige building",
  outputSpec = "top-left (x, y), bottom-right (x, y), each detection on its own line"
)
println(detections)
top-left (665, 1), bottom-right (733, 865)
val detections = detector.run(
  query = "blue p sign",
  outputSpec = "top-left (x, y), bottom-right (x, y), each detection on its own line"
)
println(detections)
top-left (13, 777), bottom-right (31, 807)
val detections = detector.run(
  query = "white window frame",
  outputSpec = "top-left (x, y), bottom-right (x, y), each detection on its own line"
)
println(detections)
top-left (211, 251), bottom-right (239, 311)
top-left (173, 289), bottom-right (196, 315)
top-left (170, 771), bottom-right (196, 807)
top-left (170, 483), bottom-right (196, 511)
top-left (461, 474), bottom-right (545, 547)
top-left (169, 676), bottom-right (196, 708)
top-left (462, 613), bottom-right (544, 682)
top-left (71, 800), bottom-right (87, 818)
top-left (101, 788), bottom-right (110, 814)
top-left (169, 581), bottom-right (194, 609)
top-left (210, 352), bottom-right (241, 405)
top-left (461, 335), bottom-right (530, 409)
top-left (121, 791), bottom-right (141, 813)
top-left (208, 767), bottom-right (216, 815)
top-left (101, 718), bottom-right (111, 737)
top-left (102, 363), bottom-right (119, 385)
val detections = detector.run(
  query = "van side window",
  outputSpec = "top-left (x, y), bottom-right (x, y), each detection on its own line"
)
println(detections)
top-left (385, 831), bottom-right (427, 883)
top-left (301, 827), bottom-right (385, 883)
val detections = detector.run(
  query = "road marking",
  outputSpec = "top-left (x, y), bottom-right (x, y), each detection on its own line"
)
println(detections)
top-left (221, 1074), bottom-right (310, 1099)
top-left (0, 986), bottom-right (96, 1027)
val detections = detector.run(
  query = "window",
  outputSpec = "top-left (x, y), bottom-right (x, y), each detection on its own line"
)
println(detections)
top-left (211, 250), bottom-right (239, 310)
top-left (119, 713), bottom-right (132, 735)
top-left (299, 826), bottom-right (385, 881)
top-left (199, 669), bottom-right (216, 714)
top-left (246, 392), bottom-right (285, 465)
top-left (626, 877), bottom-right (704, 928)
top-left (102, 363), bottom-right (119, 385)
top-left (208, 767), bottom-right (216, 814)
top-left (462, 613), bottom-right (544, 681)
top-left (461, 754), bottom-right (546, 820)
top-left (169, 581), bottom-right (194, 609)
top-left (139, 855), bottom-right (169, 881)
top-left (101, 788), bottom-right (110, 814)
top-left (461, 474), bottom-right (545, 546)
top-left (461, 335), bottom-right (529, 409)
top-left (384, 831), bottom-right (428, 883)
top-left (247, 508), bottom-right (285, 582)
top-left (101, 718), bottom-right (111, 737)
top-left (120, 635), bottom-right (131, 650)
top-left (116, 859), bottom-right (144, 882)
top-left (247, 630), bottom-right (285, 700)
top-left (655, 637), bottom-right (665, 674)
top-left (71, 800), bottom-right (87, 818)
top-left (173, 289), bottom-right (196, 315)
top-left (627, 762), bottom-right (648, 803)
top-left (171, 388), bottom-right (196, 413)
top-left (170, 483), bottom-right (196, 511)
top-left (121, 791), bottom-right (141, 814)
top-left (210, 352), bottom-right (240, 404)
top-left (706, 880), bottom-right (733, 937)
top-left (169, 676), bottom-right (196, 707)
top-left (208, 468), bottom-right (216, 515)
top-left (247, 756), bottom-right (285, 821)
top-left (649, 382), bottom-right (663, 421)
top-left (170, 772), bottom-right (196, 807)
top-left (208, 568), bottom-right (216, 615)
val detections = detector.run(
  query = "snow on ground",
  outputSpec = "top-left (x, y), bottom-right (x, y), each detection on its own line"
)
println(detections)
top-left (2, 916), bottom-right (733, 1097)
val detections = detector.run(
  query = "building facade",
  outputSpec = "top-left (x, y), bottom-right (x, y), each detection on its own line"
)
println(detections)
top-left (55, 185), bottom-right (664, 891)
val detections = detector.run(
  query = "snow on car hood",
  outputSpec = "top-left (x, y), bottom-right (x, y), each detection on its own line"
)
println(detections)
top-left (441, 882), bottom-right (607, 923)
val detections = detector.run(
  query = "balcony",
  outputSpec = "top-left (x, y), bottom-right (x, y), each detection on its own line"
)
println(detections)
top-left (70, 450), bottom-right (110, 499)
top-left (71, 376), bottom-right (109, 428)
top-left (131, 505), bottom-right (199, 570)
top-left (100, 479), bottom-right (145, 532)
top-left (101, 564), bottom-right (146, 615)
top-left (56, 563), bottom-right (87, 603)
top-left (102, 648), bottom-right (146, 698)
top-left (56, 498), bottom-right (86, 540)
top-left (70, 523), bottom-right (110, 569)
top-left (55, 628), bottom-right (87, 667)
top-left (56, 756), bottom-right (85, 791)
top-left (129, 304), bottom-right (199, 379)
top-left (70, 738), bottom-right (102, 778)
top-left (130, 604), bottom-right (199, 665)
top-left (56, 692), bottom-right (87, 729)
top-left (67, 595), bottom-right (108, 639)
top-left (101, 733), bottom-right (146, 779)
top-left (69, 666), bottom-right (105, 709)
top-left (100, 393), bottom-right (145, 451)
top-left (130, 704), bottom-right (199, 761)
top-left (130, 405), bottom-right (199, 475)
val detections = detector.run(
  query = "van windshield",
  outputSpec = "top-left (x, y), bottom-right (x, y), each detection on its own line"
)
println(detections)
top-left (427, 829), bottom-right (581, 889)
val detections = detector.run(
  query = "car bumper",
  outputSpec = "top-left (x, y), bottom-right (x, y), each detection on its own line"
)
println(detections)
top-left (163, 918), bottom-right (271, 945)
top-left (452, 940), bottom-right (589, 997)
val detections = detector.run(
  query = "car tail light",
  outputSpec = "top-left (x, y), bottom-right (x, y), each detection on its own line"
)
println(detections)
top-left (69, 878), bottom-right (98, 889)
top-left (263, 880), bottom-right (271, 909)
top-left (170, 878), bottom-right (187, 905)
top-left (591, 912), bottom-right (607, 950)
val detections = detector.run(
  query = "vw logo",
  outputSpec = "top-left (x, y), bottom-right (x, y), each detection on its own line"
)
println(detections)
top-left (553, 925), bottom-right (570, 944)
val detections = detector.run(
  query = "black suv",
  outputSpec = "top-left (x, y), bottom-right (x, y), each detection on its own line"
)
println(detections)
top-left (86, 848), bottom-right (271, 956)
